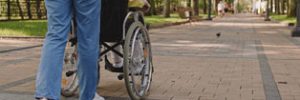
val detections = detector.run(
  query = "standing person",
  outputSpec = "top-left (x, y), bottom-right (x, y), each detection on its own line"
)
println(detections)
top-left (218, 1), bottom-right (225, 17)
top-left (34, 0), bottom-right (104, 100)
top-left (255, 1), bottom-right (261, 14)
top-left (224, 2), bottom-right (229, 13)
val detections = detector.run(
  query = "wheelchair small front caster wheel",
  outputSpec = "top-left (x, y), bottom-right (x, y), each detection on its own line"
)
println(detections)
top-left (117, 74), bottom-right (124, 80)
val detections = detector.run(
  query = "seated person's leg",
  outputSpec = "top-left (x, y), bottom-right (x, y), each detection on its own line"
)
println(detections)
top-left (108, 43), bottom-right (123, 68)
top-left (108, 37), bottom-right (144, 72)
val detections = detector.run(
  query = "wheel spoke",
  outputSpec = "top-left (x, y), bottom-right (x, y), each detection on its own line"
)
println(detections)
top-left (61, 42), bottom-right (79, 97)
top-left (124, 22), bottom-right (153, 99)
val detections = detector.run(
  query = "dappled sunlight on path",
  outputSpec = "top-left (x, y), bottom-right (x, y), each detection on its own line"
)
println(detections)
top-left (0, 13), bottom-right (300, 100)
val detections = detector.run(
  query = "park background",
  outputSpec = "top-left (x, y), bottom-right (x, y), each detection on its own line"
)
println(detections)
top-left (0, 0), bottom-right (297, 37)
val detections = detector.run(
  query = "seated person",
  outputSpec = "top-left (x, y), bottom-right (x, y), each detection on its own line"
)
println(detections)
top-left (107, 0), bottom-right (150, 72)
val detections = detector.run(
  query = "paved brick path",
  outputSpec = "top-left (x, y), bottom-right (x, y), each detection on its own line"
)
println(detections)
top-left (1, 14), bottom-right (300, 100)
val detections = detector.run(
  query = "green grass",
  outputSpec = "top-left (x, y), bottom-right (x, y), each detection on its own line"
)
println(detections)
top-left (198, 13), bottom-right (215, 19)
top-left (0, 13), bottom-right (199, 37)
top-left (145, 13), bottom-right (212, 25)
top-left (270, 15), bottom-right (296, 24)
top-left (145, 14), bottom-right (188, 25)
top-left (0, 20), bottom-right (47, 37)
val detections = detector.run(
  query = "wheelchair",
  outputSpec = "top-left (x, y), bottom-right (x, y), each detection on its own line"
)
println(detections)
top-left (60, 0), bottom-right (154, 100)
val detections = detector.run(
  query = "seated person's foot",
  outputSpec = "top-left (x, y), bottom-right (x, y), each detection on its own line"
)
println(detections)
top-left (93, 93), bottom-right (105, 100)
top-left (113, 61), bottom-right (123, 68)
top-left (142, 0), bottom-right (151, 12)
top-left (106, 61), bottom-right (123, 73)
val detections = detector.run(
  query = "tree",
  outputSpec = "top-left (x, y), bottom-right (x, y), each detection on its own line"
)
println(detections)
top-left (270, 0), bottom-right (273, 13)
top-left (163, 0), bottom-right (171, 17)
top-left (149, 0), bottom-right (157, 15)
top-left (275, 0), bottom-right (280, 14)
top-left (203, 0), bottom-right (207, 14)
top-left (7, 0), bottom-right (11, 20)
top-left (36, 0), bottom-right (42, 19)
top-left (193, 0), bottom-right (199, 16)
top-left (287, 0), bottom-right (296, 17)
top-left (16, 0), bottom-right (24, 19)
top-left (187, 0), bottom-right (192, 17)
top-left (280, 0), bottom-right (285, 14)
top-left (26, 0), bottom-right (32, 19)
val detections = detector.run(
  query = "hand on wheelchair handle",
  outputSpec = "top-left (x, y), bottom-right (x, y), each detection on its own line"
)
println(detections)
top-left (142, 5), bottom-right (150, 13)
top-left (128, 0), bottom-right (151, 13)
top-left (143, 0), bottom-right (151, 12)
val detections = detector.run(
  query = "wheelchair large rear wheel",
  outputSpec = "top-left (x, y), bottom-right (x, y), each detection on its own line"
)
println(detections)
top-left (61, 21), bottom-right (79, 97)
top-left (61, 40), bottom-right (79, 97)
top-left (124, 22), bottom-right (153, 100)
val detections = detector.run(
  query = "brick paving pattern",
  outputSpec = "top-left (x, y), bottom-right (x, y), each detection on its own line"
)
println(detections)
top-left (0, 14), bottom-right (300, 100)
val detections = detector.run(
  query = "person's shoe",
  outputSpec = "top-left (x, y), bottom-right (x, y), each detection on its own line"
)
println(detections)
top-left (105, 62), bottom-right (123, 73)
top-left (93, 93), bottom-right (105, 100)
top-left (104, 55), bottom-right (123, 73)
top-left (36, 97), bottom-right (48, 100)
top-left (113, 61), bottom-right (123, 68)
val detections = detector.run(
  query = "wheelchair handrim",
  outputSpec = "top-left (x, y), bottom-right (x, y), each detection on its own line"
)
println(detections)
top-left (124, 22), bottom-right (152, 100)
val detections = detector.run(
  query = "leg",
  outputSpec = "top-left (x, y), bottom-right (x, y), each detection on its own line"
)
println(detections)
top-left (73, 0), bottom-right (101, 100)
top-left (35, 0), bottom-right (72, 99)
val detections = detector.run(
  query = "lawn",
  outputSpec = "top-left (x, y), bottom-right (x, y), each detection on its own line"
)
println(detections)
top-left (270, 15), bottom-right (296, 24)
top-left (145, 13), bottom-right (210, 25)
top-left (0, 20), bottom-right (47, 37)
top-left (145, 14), bottom-right (188, 25)
top-left (0, 13), bottom-right (200, 37)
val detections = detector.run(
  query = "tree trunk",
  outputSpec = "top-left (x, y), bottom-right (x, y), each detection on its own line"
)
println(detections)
top-left (187, 0), bottom-right (191, 7)
top-left (281, 0), bottom-right (287, 14)
top-left (265, 0), bottom-right (271, 21)
top-left (149, 0), bottom-right (157, 15)
top-left (26, 0), bottom-right (32, 19)
top-left (36, 0), bottom-right (42, 19)
top-left (286, 0), bottom-right (289, 14)
top-left (7, 0), bottom-right (11, 20)
top-left (163, 0), bottom-right (170, 17)
top-left (281, 0), bottom-right (285, 14)
top-left (207, 0), bottom-right (212, 19)
top-left (270, 0), bottom-right (273, 13)
top-left (287, 0), bottom-right (296, 17)
top-left (193, 0), bottom-right (199, 16)
top-left (187, 0), bottom-right (192, 17)
top-left (203, 0), bottom-right (207, 14)
top-left (275, 0), bottom-right (280, 14)
top-left (16, 0), bottom-right (24, 19)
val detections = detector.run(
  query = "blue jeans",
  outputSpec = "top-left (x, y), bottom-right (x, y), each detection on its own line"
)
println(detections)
top-left (35, 0), bottom-right (101, 100)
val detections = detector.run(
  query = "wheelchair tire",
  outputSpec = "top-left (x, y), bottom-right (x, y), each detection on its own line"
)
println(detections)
top-left (124, 22), bottom-right (153, 100)
top-left (61, 21), bottom-right (79, 97)
top-left (61, 41), bottom-right (79, 97)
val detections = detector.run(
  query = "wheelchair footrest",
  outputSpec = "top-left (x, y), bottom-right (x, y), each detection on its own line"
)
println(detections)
top-left (104, 55), bottom-right (123, 73)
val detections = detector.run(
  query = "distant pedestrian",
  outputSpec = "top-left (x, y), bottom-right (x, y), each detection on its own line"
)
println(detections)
top-left (218, 0), bottom-right (225, 17)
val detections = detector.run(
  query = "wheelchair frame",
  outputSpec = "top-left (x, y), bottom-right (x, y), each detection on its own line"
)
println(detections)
top-left (61, 6), bottom-right (154, 100)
